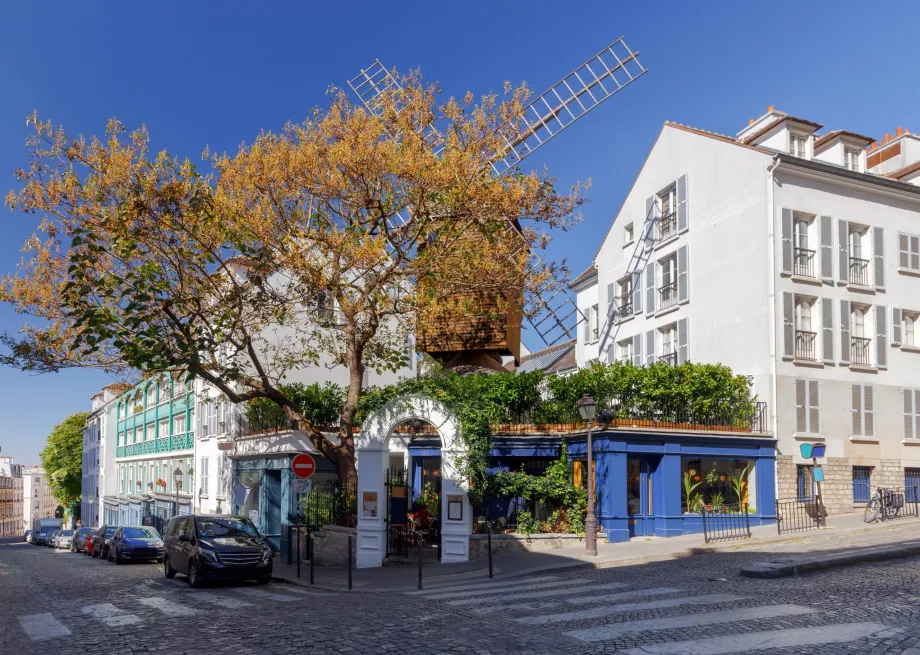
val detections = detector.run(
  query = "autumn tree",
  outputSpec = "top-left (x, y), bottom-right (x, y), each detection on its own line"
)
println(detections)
top-left (2, 75), bottom-right (584, 483)
top-left (40, 412), bottom-right (89, 509)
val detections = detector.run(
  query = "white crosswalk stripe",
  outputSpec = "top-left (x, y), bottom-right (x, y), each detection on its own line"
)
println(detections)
top-left (81, 603), bottom-right (143, 627)
top-left (446, 581), bottom-right (628, 607)
top-left (404, 575), bottom-right (559, 596)
top-left (186, 591), bottom-right (252, 609)
top-left (515, 593), bottom-right (745, 625)
top-left (232, 586), bottom-right (300, 602)
top-left (137, 596), bottom-right (200, 616)
top-left (18, 613), bottom-right (71, 641)
top-left (478, 588), bottom-right (683, 619)
top-left (621, 622), bottom-right (891, 654)
top-left (566, 604), bottom-right (817, 642)
top-left (420, 579), bottom-right (579, 600)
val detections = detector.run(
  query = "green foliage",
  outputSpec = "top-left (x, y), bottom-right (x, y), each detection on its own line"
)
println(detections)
top-left (708, 491), bottom-right (725, 508)
top-left (247, 382), bottom-right (346, 429)
top-left (40, 412), bottom-right (90, 507)
top-left (682, 472), bottom-right (703, 513)
top-left (415, 482), bottom-right (440, 518)
top-left (728, 463), bottom-right (753, 506)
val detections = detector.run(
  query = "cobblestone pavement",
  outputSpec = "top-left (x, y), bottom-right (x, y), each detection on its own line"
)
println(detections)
top-left (6, 532), bottom-right (920, 654)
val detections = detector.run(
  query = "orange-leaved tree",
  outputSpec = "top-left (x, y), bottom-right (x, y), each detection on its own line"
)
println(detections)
top-left (2, 74), bottom-right (585, 483)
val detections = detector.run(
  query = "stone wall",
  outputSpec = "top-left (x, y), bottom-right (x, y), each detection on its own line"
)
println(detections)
top-left (293, 525), bottom-right (355, 568)
top-left (817, 457), bottom-right (854, 516)
top-left (468, 532), bottom-right (585, 560)
top-left (776, 456), bottom-right (796, 501)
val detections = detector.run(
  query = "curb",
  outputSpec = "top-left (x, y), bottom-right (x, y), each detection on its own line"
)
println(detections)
top-left (740, 540), bottom-right (920, 578)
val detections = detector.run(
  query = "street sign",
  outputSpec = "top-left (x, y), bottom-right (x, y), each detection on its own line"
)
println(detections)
top-left (813, 466), bottom-right (824, 483)
top-left (812, 443), bottom-right (826, 458)
top-left (800, 443), bottom-right (813, 459)
top-left (292, 478), bottom-right (312, 495)
top-left (291, 453), bottom-right (316, 479)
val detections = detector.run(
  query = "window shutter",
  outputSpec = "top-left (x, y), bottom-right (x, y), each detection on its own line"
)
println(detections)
top-left (677, 245), bottom-right (689, 304)
top-left (677, 174), bottom-right (689, 233)
top-left (646, 330), bottom-right (655, 366)
top-left (606, 282), bottom-right (615, 324)
top-left (912, 236), bottom-right (920, 271)
top-left (852, 384), bottom-right (863, 435)
top-left (905, 389), bottom-right (915, 439)
top-left (783, 292), bottom-right (794, 359)
top-left (795, 379), bottom-right (807, 433)
top-left (677, 318), bottom-right (689, 364)
top-left (645, 262), bottom-right (655, 315)
top-left (838, 220), bottom-right (849, 284)
top-left (808, 380), bottom-right (820, 433)
top-left (900, 234), bottom-right (909, 269)
top-left (632, 271), bottom-right (642, 315)
top-left (864, 386), bottom-right (875, 437)
top-left (876, 304), bottom-right (887, 369)
top-left (583, 307), bottom-right (591, 342)
top-left (840, 299), bottom-right (851, 363)
top-left (893, 308), bottom-right (902, 346)
top-left (781, 209), bottom-right (793, 275)
top-left (820, 215), bottom-right (834, 281)
top-left (874, 226), bottom-right (885, 290)
top-left (632, 334), bottom-right (642, 367)
top-left (822, 298), bottom-right (834, 363)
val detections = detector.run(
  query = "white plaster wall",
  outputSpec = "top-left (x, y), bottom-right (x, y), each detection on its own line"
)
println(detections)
top-left (814, 141), bottom-right (844, 167)
top-left (575, 279), bottom-right (600, 364)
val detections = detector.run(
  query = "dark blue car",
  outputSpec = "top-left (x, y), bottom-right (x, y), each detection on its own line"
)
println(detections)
top-left (109, 526), bottom-right (165, 564)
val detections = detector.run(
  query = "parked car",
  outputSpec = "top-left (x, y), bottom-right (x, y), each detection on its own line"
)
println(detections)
top-left (71, 527), bottom-right (94, 553)
top-left (32, 531), bottom-right (45, 545)
top-left (92, 525), bottom-right (119, 560)
top-left (163, 514), bottom-right (273, 587)
top-left (54, 530), bottom-right (75, 549)
top-left (109, 526), bottom-right (164, 564)
top-left (46, 530), bottom-right (60, 548)
top-left (23, 530), bottom-right (31, 543)
top-left (84, 529), bottom-right (97, 556)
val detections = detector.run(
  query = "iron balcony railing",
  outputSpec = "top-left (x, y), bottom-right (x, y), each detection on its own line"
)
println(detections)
top-left (617, 300), bottom-right (633, 319)
top-left (658, 351), bottom-right (677, 367)
top-left (795, 330), bottom-right (817, 361)
top-left (658, 282), bottom-right (677, 310)
top-left (849, 256), bottom-right (870, 286)
top-left (595, 397), bottom-right (768, 434)
top-left (658, 212), bottom-right (677, 241)
top-left (851, 336), bottom-right (872, 366)
top-left (793, 247), bottom-right (815, 278)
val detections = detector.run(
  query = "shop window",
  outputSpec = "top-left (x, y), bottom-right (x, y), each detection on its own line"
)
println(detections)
top-left (681, 457), bottom-right (754, 513)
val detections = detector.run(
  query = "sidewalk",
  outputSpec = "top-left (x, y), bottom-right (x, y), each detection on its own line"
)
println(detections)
top-left (272, 512), bottom-right (920, 592)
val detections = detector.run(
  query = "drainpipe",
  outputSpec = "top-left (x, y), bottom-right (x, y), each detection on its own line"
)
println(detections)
top-left (766, 155), bottom-right (782, 500)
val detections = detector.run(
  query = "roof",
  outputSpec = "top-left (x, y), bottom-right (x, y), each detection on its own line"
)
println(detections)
top-left (741, 115), bottom-right (824, 144)
top-left (667, 122), bottom-right (771, 154)
top-left (547, 346), bottom-right (577, 374)
top-left (777, 153), bottom-right (920, 197)
top-left (814, 129), bottom-right (875, 151)
top-left (568, 265), bottom-right (597, 290)
top-left (887, 160), bottom-right (920, 180)
top-left (516, 339), bottom-right (575, 374)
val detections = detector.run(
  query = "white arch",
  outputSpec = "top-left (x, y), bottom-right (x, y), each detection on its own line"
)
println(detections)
top-left (355, 394), bottom-right (472, 568)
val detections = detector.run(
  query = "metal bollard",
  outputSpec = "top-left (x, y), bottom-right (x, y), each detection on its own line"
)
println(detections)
top-left (309, 533), bottom-right (315, 585)
top-left (348, 534), bottom-right (353, 591)
top-left (296, 525), bottom-right (301, 578)
top-left (487, 521), bottom-right (493, 579)
top-left (417, 534), bottom-right (423, 590)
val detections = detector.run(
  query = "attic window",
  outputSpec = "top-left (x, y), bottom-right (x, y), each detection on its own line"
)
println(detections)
top-left (844, 148), bottom-right (860, 171)
top-left (624, 222), bottom-right (634, 245)
top-left (789, 133), bottom-right (807, 158)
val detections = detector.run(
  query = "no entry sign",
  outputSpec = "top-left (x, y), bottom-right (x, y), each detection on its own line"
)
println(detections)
top-left (291, 453), bottom-right (316, 479)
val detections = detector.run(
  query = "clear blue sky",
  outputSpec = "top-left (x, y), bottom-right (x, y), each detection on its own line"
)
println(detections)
top-left (0, 0), bottom-right (912, 463)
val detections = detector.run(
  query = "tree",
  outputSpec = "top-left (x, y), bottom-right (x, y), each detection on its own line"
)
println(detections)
top-left (40, 412), bottom-right (89, 508)
top-left (1, 75), bottom-right (584, 484)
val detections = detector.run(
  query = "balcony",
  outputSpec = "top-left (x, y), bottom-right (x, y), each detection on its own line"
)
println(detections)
top-left (659, 282), bottom-right (677, 311)
top-left (618, 300), bottom-right (633, 319)
top-left (851, 336), bottom-right (872, 366)
top-left (849, 256), bottom-right (870, 286)
top-left (793, 247), bottom-right (815, 278)
top-left (116, 433), bottom-right (194, 458)
top-left (795, 330), bottom-right (817, 361)
top-left (658, 351), bottom-right (677, 366)
top-left (658, 212), bottom-right (678, 241)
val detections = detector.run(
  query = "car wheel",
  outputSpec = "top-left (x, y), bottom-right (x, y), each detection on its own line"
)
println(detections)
top-left (187, 560), bottom-right (202, 588)
top-left (163, 555), bottom-right (176, 579)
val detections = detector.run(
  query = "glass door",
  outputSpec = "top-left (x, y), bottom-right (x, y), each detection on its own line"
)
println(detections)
top-left (627, 456), bottom-right (656, 537)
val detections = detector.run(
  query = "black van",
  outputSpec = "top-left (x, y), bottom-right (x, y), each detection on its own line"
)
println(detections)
top-left (162, 514), bottom-right (273, 587)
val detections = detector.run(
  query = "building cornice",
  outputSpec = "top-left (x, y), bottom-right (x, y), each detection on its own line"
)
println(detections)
top-left (775, 153), bottom-right (920, 202)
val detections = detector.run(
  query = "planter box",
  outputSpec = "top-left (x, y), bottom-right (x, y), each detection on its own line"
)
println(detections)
top-left (468, 532), bottom-right (585, 560)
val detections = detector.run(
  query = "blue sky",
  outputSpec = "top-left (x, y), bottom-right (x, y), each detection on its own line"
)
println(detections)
top-left (0, 0), bottom-right (912, 462)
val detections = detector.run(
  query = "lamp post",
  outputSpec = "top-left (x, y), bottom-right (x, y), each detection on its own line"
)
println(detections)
top-left (577, 395), bottom-right (598, 556)
top-left (173, 467), bottom-right (183, 517)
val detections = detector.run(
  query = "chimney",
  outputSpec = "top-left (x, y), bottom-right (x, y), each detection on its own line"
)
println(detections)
top-left (897, 127), bottom-right (904, 137)
top-left (869, 141), bottom-right (876, 150)
top-left (748, 119), bottom-right (755, 125)
top-left (767, 105), bottom-right (775, 113)
top-left (884, 134), bottom-right (890, 143)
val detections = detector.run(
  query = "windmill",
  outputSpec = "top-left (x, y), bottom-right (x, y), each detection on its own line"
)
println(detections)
top-left (347, 38), bottom-right (647, 369)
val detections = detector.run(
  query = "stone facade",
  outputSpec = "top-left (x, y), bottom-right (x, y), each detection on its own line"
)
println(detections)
top-left (776, 456), bottom-right (797, 501)
top-left (294, 525), bottom-right (356, 568)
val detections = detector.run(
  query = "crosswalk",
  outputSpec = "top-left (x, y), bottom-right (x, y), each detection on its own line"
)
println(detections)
top-left (16, 582), bottom-right (318, 642)
top-left (405, 574), bottom-right (899, 653)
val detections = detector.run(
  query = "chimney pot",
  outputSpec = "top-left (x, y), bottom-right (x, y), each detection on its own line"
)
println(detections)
top-left (897, 127), bottom-right (904, 137)
top-left (748, 119), bottom-right (755, 125)
top-left (884, 134), bottom-right (890, 143)
top-left (767, 105), bottom-right (775, 113)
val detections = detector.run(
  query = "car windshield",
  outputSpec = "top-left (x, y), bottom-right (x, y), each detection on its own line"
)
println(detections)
top-left (123, 527), bottom-right (159, 539)
top-left (196, 518), bottom-right (259, 538)
top-left (104, 527), bottom-right (118, 536)
top-left (59, 530), bottom-right (73, 537)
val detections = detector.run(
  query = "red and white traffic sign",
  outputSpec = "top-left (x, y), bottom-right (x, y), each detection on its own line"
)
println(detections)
top-left (291, 453), bottom-right (316, 479)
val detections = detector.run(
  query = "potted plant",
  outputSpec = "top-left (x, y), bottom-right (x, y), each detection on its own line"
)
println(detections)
top-left (416, 482), bottom-right (439, 519)
top-left (682, 470), bottom-right (703, 514)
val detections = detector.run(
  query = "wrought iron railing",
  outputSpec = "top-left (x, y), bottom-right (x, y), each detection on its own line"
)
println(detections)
top-left (116, 433), bottom-right (193, 458)
top-left (658, 212), bottom-right (677, 241)
top-left (658, 352), bottom-right (677, 367)
top-left (775, 496), bottom-right (824, 535)
top-left (618, 300), bottom-right (633, 318)
top-left (851, 336), bottom-right (872, 366)
top-left (795, 330), bottom-right (816, 361)
top-left (702, 504), bottom-right (751, 543)
top-left (301, 481), bottom-right (357, 530)
top-left (658, 282), bottom-right (677, 310)
top-left (793, 247), bottom-right (815, 278)
top-left (849, 256), bottom-right (870, 286)
top-left (596, 398), bottom-right (768, 434)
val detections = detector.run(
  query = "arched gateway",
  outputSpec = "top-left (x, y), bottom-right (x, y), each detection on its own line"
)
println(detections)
top-left (356, 394), bottom-right (472, 568)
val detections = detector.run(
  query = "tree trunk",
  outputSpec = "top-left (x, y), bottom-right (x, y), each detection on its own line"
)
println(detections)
top-left (335, 340), bottom-right (365, 487)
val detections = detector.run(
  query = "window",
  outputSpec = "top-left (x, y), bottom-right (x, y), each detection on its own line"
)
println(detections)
top-left (624, 222), bottom-right (634, 245)
top-left (659, 255), bottom-right (677, 310)
top-left (792, 216), bottom-right (814, 277)
top-left (789, 132), bottom-right (807, 158)
top-left (146, 385), bottom-right (155, 407)
top-left (658, 185), bottom-right (677, 240)
top-left (158, 418), bottom-right (169, 439)
top-left (851, 384), bottom-right (875, 437)
top-left (905, 313), bottom-right (917, 347)
top-left (899, 233), bottom-right (920, 272)
top-left (907, 469), bottom-right (920, 502)
top-left (659, 324), bottom-right (677, 365)
top-left (617, 278), bottom-right (633, 316)
top-left (200, 457), bottom-right (209, 496)
top-left (794, 298), bottom-right (816, 360)
top-left (145, 423), bottom-right (155, 442)
top-left (851, 305), bottom-right (871, 365)
top-left (796, 465), bottom-right (815, 499)
top-left (173, 414), bottom-right (186, 435)
top-left (848, 227), bottom-right (870, 285)
top-left (852, 466), bottom-right (872, 502)
top-left (794, 379), bottom-right (820, 434)
top-left (681, 458), bottom-right (754, 513)
top-left (904, 390), bottom-right (920, 440)
top-left (618, 339), bottom-right (633, 364)
top-left (844, 148), bottom-right (860, 171)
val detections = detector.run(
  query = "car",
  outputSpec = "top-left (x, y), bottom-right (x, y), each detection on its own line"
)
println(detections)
top-left (163, 514), bottom-right (273, 588)
top-left (54, 529), bottom-right (75, 549)
top-left (109, 526), bottom-right (164, 564)
top-left (32, 531), bottom-right (45, 545)
top-left (24, 530), bottom-right (31, 543)
top-left (71, 527), bottom-right (94, 553)
top-left (46, 530), bottom-right (60, 548)
top-left (83, 529), bottom-right (97, 556)
top-left (92, 525), bottom-right (119, 559)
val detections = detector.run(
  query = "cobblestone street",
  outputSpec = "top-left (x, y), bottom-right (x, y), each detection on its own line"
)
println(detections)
top-left (6, 528), bottom-right (920, 655)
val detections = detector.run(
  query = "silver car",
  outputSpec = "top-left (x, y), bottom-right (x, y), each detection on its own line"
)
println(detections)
top-left (54, 529), bottom-right (75, 549)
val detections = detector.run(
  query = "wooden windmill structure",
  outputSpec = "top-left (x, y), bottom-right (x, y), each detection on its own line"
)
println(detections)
top-left (347, 39), bottom-right (647, 371)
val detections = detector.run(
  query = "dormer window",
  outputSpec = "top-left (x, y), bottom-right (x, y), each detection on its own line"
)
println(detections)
top-left (789, 133), bottom-right (807, 158)
top-left (844, 148), bottom-right (860, 171)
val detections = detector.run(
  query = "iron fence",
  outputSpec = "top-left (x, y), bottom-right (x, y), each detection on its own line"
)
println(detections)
top-left (658, 212), bottom-right (678, 241)
top-left (302, 481), bottom-right (357, 530)
top-left (701, 504), bottom-right (751, 543)
top-left (793, 247), bottom-right (815, 278)
top-left (851, 337), bottom-right (872, 366)
top-left (849, 256), bottom-right (870, 286)
top-left (594, 398), bottom-right (768, 434)
top-left (879, 487), bottom-right (920, 521)
top-left (658, 282), bottom-right (677, 310)
top-left (775, 496), bottom-right (824, 535)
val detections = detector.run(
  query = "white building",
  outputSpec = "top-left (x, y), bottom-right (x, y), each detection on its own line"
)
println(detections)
top-left (573, 107), bottom-right (920, 514)
top-left (81, 384), bottom-right (124, 527)
top-left (22, 466), bottom-right (57, 529)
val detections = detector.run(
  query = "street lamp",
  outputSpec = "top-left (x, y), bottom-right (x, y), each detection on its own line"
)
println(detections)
top-left (577, 395), bottom-right (598, 557)
top-left (173, 467), bottom-right (183, 517)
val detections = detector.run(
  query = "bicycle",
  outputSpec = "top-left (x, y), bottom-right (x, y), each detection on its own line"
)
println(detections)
top-left (863, 487), bottom-right (905, 523)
